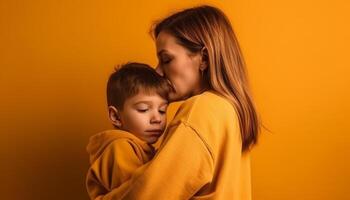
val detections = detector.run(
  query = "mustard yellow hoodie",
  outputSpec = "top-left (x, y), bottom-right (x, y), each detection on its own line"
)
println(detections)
top-left (86, 129), bottom-right (155, 200)
top-left (100, 91), bottom-right (252, 200)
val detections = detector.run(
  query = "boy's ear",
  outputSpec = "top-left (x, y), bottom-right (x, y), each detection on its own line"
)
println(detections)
top-left (108, 106), bottom-right (122, 128)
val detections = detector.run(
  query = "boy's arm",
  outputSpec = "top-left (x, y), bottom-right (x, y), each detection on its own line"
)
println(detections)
top-left (86, 139), bottom-right (143, 199)
top-left (99, 122), bottom-right (214, 200)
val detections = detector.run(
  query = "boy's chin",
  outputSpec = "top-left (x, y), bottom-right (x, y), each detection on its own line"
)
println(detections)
top-left (146, 138), bottom-right (159, 144)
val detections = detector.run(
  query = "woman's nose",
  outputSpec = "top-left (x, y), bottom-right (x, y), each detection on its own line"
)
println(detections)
top-left (155, 65), bottom-right (164, 76)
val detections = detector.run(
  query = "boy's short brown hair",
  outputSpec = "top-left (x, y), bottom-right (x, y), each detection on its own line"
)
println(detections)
top-left (107, 62), bottom-right (170, 110)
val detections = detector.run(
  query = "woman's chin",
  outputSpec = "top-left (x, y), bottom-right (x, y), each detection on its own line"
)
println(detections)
top-left (168, 92), bottom-right (191, 102)
top-left (168, 92), bottom-right (183, 102)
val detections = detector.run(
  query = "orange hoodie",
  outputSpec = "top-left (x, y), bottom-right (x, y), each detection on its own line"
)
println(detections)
top-left (99, 91), bottom-right (252, 200)
top-left (86, 129), bottom-right (155, 200)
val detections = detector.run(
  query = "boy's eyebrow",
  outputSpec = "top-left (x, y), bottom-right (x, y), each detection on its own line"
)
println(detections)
top-left (133, 101), bottom-right (152, 105)
top-left (159, 102), bottom-right (168, 106)
top-left (133, 101), bottom-right (168, 106)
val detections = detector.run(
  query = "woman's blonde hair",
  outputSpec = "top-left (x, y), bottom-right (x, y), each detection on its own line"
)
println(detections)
top-left (152, 5), bottom-right (260, 152)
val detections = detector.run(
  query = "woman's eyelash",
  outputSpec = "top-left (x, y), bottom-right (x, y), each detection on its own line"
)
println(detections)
top-left (161, 61), bottom-right (169, 64)
top-left (137, 109), bottom-right (148, 112)
top-left (161, 58), bottom-right (171, 64)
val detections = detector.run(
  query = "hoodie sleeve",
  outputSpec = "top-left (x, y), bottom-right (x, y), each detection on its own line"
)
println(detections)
top-left (97, 122), bottom-right (214, 200)
top-left (86, 139), bottom-right (143, 200)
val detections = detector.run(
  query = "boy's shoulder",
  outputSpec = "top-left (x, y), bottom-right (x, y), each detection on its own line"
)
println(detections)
top-left (90, 129), bottom-right (137, 142)
top-left (86, 129), bottom-right (144, 164)
top-left (88, 129), bottom-right (137, 149)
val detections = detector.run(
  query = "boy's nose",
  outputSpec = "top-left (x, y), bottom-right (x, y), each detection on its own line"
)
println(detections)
top-left (150, 112), bottom-right (162, 124)
top-left (155, 65), bottom-right (164, 76)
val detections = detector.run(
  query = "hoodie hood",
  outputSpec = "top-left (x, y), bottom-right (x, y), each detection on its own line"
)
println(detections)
top-left (86, 129), bottom-right (154, 164)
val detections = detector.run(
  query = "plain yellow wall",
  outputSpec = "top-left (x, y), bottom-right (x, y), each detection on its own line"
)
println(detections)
top-left (1, 0), bottom-right (349, 199)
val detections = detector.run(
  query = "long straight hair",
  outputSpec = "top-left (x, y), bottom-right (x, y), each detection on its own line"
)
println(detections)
top-left (153, 5), bottom-right (260, 152)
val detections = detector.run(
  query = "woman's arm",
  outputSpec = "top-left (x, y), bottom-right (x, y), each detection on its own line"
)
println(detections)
top-left (101, 122), bottom-right (214, 200)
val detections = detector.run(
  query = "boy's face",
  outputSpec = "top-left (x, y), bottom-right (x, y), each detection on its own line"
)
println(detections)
top-left (115, 92), bottom-right (168, 144)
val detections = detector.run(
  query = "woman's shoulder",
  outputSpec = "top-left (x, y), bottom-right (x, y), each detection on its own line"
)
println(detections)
top-left (185, 90), bottom-right (234, 112)
top-left (170, 90), bottom-right (237, 126)
top-left (191, 90), bottom-right (231, 105)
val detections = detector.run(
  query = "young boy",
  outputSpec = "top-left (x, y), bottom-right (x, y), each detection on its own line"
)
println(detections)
top-left (85, 62), bottom-right (170, 200)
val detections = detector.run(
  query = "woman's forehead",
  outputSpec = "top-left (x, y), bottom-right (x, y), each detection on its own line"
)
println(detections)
top-left (156, 32), bottom-right (177, 50)
top-left (156, 32), bottom-right (187, 56)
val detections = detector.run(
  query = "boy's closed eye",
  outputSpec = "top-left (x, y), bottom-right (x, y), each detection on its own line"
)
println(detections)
top-left (135, 104), bottom-right (149, 113)
top-left (158, 105), bottom-right (168, 114)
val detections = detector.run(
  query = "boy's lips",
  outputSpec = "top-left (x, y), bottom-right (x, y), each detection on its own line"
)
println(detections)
top-left (145, 129), bottom-right (163, 135)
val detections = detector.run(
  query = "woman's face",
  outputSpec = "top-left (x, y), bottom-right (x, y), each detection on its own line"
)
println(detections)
top-left (155, 31), bottom-right (205, 102)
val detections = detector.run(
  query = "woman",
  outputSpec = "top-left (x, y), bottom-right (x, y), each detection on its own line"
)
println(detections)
top-left (104, 5), bottom-right (259, 200)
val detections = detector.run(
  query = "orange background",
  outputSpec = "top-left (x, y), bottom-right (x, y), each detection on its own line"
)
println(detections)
top-left (1, 0), bottom-right (349, 199)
